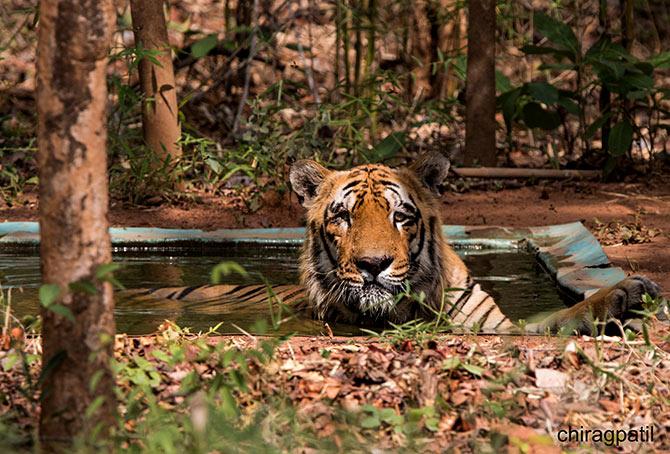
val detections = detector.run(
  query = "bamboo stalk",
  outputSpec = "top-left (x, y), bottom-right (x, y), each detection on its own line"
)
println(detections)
top-left (364, 0), bottom-right (375, 82)
top-left (365, 0), bottom-right (377, 142)
top-left (334, 0), bottom-right (341, 90)
top-left (353, 0), bottom-right (362, 97)
top-left (343, 1), bottom-right (351, 94)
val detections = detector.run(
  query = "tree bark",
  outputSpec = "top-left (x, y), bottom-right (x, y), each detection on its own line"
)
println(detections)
top-left (599, 0), bottom-right (611, 153)
top-left (36, 0), bottom-right (116, 447)
top-left (620, 0), bottom-right (634, 50)
top-left (130, 0), bottom-right (181, 162)
top-left (465, 0), bottom-right (497, 166)
top-left (406, 0), bottom-right (461, 99)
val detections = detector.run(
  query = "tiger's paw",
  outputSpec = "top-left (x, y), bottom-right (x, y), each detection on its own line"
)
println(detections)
top-left (604, 275), bottom-right (664, 321)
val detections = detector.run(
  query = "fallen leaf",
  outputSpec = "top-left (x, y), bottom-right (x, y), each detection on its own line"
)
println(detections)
top-left (534, 368), bottom-right (568, 393)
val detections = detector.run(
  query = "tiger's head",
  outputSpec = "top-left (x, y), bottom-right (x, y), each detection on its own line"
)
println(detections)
top-left (290, 153), bottom-right (468, 325)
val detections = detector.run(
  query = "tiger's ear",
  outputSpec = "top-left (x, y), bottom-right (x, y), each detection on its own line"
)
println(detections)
top-left (410, 152), bottom-right (451, 194)
top-left (289, 160), bottom-right (331, 207)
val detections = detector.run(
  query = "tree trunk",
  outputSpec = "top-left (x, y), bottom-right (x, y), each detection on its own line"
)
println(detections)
top-left (408, 0), bottom-right (432, 97)
top-left (598, 0), bottom-right (611, 153)
top-left (620, 0), bottom-right (634, 50)
top-left (465, 0), bottom-right (497, 166)
top-left (36, 0), bottom-right (116, 448)
top-left (130, 0), bottom-right (181, 162)
top-left (406, 0), bottom-right (460, 99)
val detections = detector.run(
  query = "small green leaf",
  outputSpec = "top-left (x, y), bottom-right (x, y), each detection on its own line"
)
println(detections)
top-left (96, 263), bottom-right (123, 280)
top-left (47, 304), bottom-right (75, 322)
top-left (211, 262), bottom-right (248, 284)
top-left (39, 284), bottom-right (61, 308)
top-left (649, 52), bottom-right (670, 68)
top-left (533, 12), bottom-right (579, 56)
top-left (451, 55), bottom-right (467, 81)
top-left (443, 357), bottom-right (461, 370)
top-left (361, 415), bottom-right (381, 429)
top-left (379, 408), bottom-right (403, 425)
top-left (622, 73), bottom-right (654, 92)
top-left (425, 417), bottom-right (439, 432)
top-left (525, 82), bottom-right (559, 105)
top-left (2, 352), bottom-right (20, 372)
top-left (84, 396), bottom-right (106, 419)
top-left (462, 363), bottom-right (484, 376)
top-left (557, 96), bottom-right (580, 115)
top-left (95, 262), bottom-right (125, 290)
top-left (152, 349), bottom-right (171, 363)
top-left (366, 131), bottom-right (406, 163)
top-left (178, 371), bottom-right (200, 394)
top-left (89, 370), bottom-right (105, 393)
top-left (69, 280), bottom-right (98, 295)
top-left (219, 386), bottom-right (239, 419)
top-left (584, 113), bottom-right (612, 140)
top-left (495, 70), bottom-right (512, 93)
top-left (205, 157), bottom-right (224, 174)
top-left (497, 87), bottom-right (522, 129)
top-left (191, 34), bottom-right (218, 59)
top-left (633, 62), bottom-right (654, 76)
top-left (609, 120), bottom-right (634, 156)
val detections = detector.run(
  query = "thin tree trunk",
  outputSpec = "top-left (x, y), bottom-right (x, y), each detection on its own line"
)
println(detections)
top-left (130, 0), bottom-right (181, 162)
top-left (599, 0), bottom-right (611, 153)
top-left (36, 0), bottom-right (116, 447)
top-left (233, 0), bottom-right (260, 133)
top-left (224, 0), bottom-right (231, 38)
top-left (409, 0), bottom-right (432, 97)
top-left (334, 0), bottom-right (342, 91)
top-left (353, 0), bottom-right (363, 96)
top-left (620, 0), bottom-right (634, 50)
top-left (365, 0), bottom-right (377, 141)
top-left (443, 0), bottom-right (465, 98)
top-left (343, 2), bottom-right (352, 94)
top-left (619, 0), bottom-right (634, 159)
top-left (364, 0), bottom-right (376, 83)
top-left (465, 0), bottom-right (497, 166)
top-left (400, 1), bottom-right (411, 100)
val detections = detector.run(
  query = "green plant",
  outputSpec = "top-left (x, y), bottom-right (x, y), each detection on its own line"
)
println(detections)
top-left (498, 11), bottom-right (670, 173)
top-left (361, 285), bottom-right (470, 344)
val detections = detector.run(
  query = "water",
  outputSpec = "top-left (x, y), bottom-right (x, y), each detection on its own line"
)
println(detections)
top-left (0, 245), bottom-right (566, 335)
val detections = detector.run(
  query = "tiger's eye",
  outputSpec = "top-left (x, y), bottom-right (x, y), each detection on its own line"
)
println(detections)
top-left (331, 210), bottom-right (350, 225)
top-left (394, 212), bottom-right (411, 224)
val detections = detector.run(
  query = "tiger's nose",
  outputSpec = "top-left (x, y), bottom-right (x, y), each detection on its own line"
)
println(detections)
top-left (356, 255), bottom-right (393, 279)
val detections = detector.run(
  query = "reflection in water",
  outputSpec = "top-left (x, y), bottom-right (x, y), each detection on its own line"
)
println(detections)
top-left (0, 245), bottom-right (566, 335)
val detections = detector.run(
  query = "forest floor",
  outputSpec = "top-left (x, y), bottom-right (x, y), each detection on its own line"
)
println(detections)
top-left (3, 319), bottom-right (670, 451)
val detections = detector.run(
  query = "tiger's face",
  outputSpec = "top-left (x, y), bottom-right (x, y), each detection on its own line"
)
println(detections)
top-left (290, 153), bottom-right (458, 324)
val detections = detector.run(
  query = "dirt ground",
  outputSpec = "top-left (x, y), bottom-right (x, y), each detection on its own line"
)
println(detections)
top-left (2, 180), bottom-right (668, 297)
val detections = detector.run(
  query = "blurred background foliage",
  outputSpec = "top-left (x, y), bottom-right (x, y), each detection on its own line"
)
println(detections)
top-left (1, 0), bottom-right (670, 205)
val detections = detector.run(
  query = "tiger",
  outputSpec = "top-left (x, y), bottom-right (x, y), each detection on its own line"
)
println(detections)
top-left (123, 153), bottom-right (663, 335)
top-left (287, 152), bottom-right (662, 334)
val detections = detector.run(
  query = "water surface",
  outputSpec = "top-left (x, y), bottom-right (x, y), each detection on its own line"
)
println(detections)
top-left (0, 245), bottom-right (566, 335)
